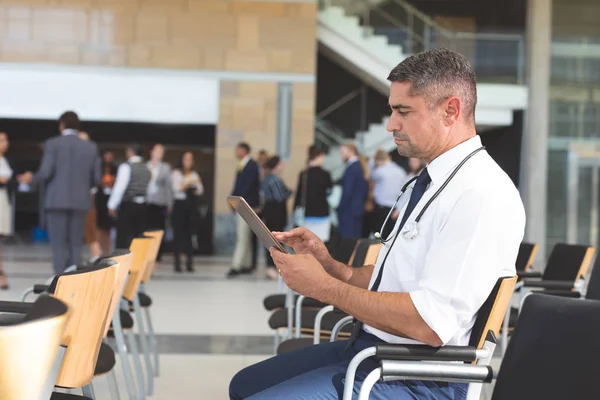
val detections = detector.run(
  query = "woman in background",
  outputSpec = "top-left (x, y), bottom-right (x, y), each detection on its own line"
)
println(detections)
top-left (0, 132), bottom-right (15, 289)
top-left (294, 145), bottom-right (333, 242)
top-left (147, 144), bottom-right (173, 262)
top-left (171, 151), bottom-right (203, 272)
top-left (95, 150), bottom-right (117, 255)
top-left (261, 156), bottom-right (292, 280)
top-left (406, 157), bottom-right (425, 182)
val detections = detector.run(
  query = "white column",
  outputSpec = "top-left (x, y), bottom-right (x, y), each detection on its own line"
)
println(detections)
top-left (520, 0), bottom-right (552, 263)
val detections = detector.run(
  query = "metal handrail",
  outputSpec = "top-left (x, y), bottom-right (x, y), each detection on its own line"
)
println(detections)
top-left (317, 88), bottom-right (361, 119)
top-left (315, 118), bottom-right (347, 146)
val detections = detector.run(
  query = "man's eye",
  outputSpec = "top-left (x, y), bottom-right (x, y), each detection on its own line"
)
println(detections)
top-left (398, 111), bottom-right (408, 117)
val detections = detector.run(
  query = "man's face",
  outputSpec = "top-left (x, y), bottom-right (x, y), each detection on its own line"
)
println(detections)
top-left (340, 146), bottom-right (351, 163)
top-left (386, 82), bottom-right (447, 160)
top-left (235, 146), bottom-right (246, 160)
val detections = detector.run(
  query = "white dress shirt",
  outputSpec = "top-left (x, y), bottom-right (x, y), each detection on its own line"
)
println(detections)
top-left (363, 135), bottom-right (525, 346)
top-left (371, 161), bottom-right (407, 208)
top-left (108, 155), bottom-right (143, 210)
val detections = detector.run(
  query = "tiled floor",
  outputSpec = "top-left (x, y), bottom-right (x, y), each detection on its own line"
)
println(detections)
top-left (0, 243), bottom-right (501, 399)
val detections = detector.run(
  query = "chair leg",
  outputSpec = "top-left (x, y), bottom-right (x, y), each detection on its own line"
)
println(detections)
top-left (107, 369), bottom-right (121, 400)
top-left (82, 383), bottom-right (96, 399)
top-left (133, 295), bottom-right (154, 395)
top-left (143, 306), bottom-right (159, 377)
top-left (126, 329), bottom-right (146, 400)
top-left (113, 332), bottom-right (138, 400)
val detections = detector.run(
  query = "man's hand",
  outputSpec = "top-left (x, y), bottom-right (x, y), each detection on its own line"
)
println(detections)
top-left (269, 248), bottom-right (333, 300)
top-left (273, 227), bottom-right (333, 267)
top-left (391, 210), bottom-right (400, 220)
top-left (0, 177), bottom-right (7, 185)
top-left (18, 171), bottom-right (32, 185)
top-left (108, 209), bottom-right (117, 217)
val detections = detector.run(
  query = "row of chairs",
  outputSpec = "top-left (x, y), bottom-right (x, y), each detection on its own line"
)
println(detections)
top-left (263, 239), bottom-right (600, 399)
top-left (0, 230), bottom-right (164, 400)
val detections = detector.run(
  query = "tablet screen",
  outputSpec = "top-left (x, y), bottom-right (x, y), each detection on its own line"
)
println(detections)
top-left (227, 196), bottom-right (287, 253)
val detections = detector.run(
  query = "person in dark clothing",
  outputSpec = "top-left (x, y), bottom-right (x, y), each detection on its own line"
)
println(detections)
top-left (261, 156), bottom-right (292, 280)
top-left (171, 151), bottom-right (203, 272)
top-left (108, 143), bottom-right (151, 249)
top-left (294, 145), bottom-right (333, 242)
top-left (337, 143), bottom-right (369, 238)
top-left (227, 142), bottom-right (260, 278)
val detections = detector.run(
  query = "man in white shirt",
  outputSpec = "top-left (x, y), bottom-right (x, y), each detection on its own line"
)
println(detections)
top-left (108, 143), bottom-right (151, 249)
top-left (370, 149), bottom-right (407, 237)
top-left (230, 48), bottom-right (525, 399)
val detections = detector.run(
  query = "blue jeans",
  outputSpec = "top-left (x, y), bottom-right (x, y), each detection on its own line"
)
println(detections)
top-left (229, 332), bottom-right (468, 399)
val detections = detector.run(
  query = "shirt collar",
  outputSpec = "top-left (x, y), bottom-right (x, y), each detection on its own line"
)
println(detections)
top-left (347, 156), bottom-right (359, 165)
top-left (426, 135), bottom-right (482, 185)
top-left (61, 129), bottom-right (78, 136)
top-left (240, 155), bottom-right (251, 167)
top-left (128, 155), bottom-right (143, 163)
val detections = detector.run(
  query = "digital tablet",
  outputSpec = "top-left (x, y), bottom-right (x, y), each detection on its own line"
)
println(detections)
top-left (227, 196), bottom-right (287, 253)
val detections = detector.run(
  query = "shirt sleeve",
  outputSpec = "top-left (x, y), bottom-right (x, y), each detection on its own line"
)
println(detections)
top-left (409, 187), bottom-right (524, 345)
top-left (194, 172), bottom-right (204, 196)
top-left (107, 163), bottom-right (131, 210)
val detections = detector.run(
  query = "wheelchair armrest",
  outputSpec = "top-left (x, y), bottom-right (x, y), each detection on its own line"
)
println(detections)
top-left (522, 280), bottom-right (575, 290)
top-left (0, 300), bottom-right (34, 314)
top-left (375, 344), bottom-right (479, 363)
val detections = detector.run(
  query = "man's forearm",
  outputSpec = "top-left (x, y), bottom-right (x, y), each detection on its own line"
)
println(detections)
top-left (318, 278), bottom-right (443, 347)
top-left (322, 258), bottom-right (374, 289)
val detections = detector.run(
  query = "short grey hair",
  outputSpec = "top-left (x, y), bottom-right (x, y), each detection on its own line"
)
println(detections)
top-left (387, 48), bottom-right (477, 121)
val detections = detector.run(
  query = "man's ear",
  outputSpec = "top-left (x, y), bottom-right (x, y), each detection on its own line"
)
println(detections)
top-left (443, 97), bottom-right (461, 126)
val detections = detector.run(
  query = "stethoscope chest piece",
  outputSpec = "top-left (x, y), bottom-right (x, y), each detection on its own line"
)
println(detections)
top-left (401, 221), bottom-right (419, 240)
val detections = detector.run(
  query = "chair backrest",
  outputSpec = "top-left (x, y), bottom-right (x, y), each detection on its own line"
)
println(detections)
top-left (349, 239), bottom-right (381, 267)
top-left (330, 237), bottom-right (359, 265)
top-left (492, 295), bottom-right (600, 400)
top-left (122, 236), bottom-right (153, 301)
top-left (515, 242), bottom-right (538, 273)
top-left (542, 243), bottom-right (595, 281)
top-left (100, 250), bottom-right (133, 337)
top-left (141, 230), bottom-right (164, 283)
top-left (584, 255), bottom-right (600, 301)
top-left (50, 260), bottom-right (118, 388)
top-left (0, 295), bottom-right (70, 400)
top-left (469, 276), bottom-right (518, 351)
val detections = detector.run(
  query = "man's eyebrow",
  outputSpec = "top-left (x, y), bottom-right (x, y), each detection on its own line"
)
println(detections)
top-left (390, 104), bottom-right (411, 110)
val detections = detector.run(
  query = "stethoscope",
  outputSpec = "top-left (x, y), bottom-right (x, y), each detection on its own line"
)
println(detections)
top-left (374, 146), bottom-right (486, 244)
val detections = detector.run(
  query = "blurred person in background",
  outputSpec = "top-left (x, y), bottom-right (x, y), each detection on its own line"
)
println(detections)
top-left (294, 145), bottom-right (333, 242)
top-left (337, 143), bottom-right (369, 238)
top-left (95, 150), bottom-right (117, 255)
top-left (406, 157), bottom-right (425, 181)
top-left (108, 143), bottom-right (151, 249)
top-left (370, 149), bottom-right (407, 238)
top-left (261, 156), bottom-right (292, 280)
top-left (146, 143), bottom-right (173, 262)
top-left (78, 131), bottom-right (102, 263)
top-left (0, 132), bottom-right (16, 289)
top-left (18, 111), bottom-right (100, 274)
top-left (171, 151), bottom-right (203, 272)
top-left (228, 142), bottom-right (260, 278)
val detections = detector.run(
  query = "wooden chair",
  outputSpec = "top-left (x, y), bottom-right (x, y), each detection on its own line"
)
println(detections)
top-left (364, 294), bottom-right (600, 400)
top-left (119, 236), bottom-right (155, 399)
top-left (351, 276), bottom-right (518, 400)
top-left (0, 295), bottom-right (70, 400)
top-left (92, 250), bottom-right (134, 400)
top-left (137, 229), bottom-right (164, 378)
top-left (44, 259), bottom-right (118, 399)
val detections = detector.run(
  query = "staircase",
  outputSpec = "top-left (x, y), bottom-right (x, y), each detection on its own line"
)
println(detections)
top-left (316, 0), bottom-right (528, 177)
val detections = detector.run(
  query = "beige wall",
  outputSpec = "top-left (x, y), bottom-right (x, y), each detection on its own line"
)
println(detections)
top-left (0, 0), bottom-right (317, 223)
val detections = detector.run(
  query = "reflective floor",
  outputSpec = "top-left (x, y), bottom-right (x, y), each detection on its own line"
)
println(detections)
top-left (0, 242), bottom-right (502, 399)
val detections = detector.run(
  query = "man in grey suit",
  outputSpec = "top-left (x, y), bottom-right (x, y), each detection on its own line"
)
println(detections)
top-left (19, 111), bottom-right (101, 273)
